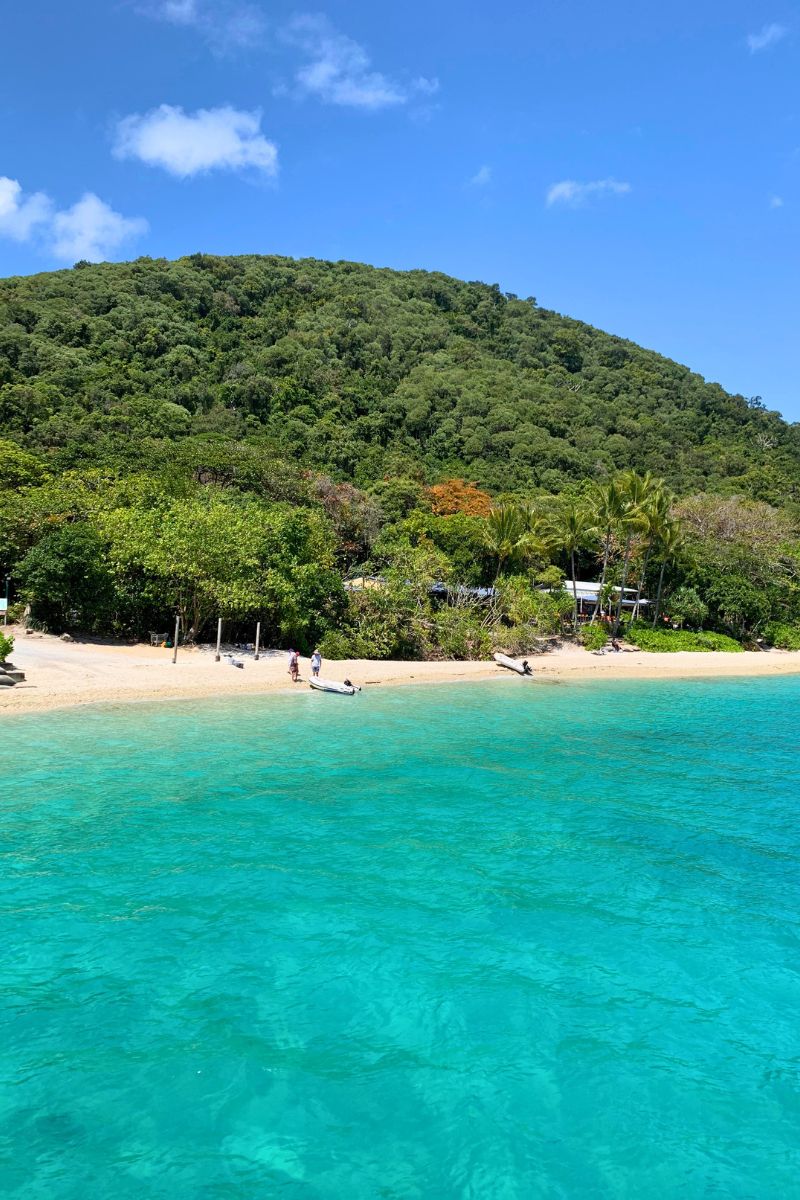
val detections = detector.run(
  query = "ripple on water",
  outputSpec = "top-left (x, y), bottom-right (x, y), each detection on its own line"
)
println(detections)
top-left (2, 676), bottom-right (800, 1198)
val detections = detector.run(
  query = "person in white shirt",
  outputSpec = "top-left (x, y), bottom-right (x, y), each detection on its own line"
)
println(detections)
top-left (310, 649), bottom-right (322, 678)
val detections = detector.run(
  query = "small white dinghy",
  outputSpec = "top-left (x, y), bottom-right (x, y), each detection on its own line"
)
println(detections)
top-left (493, 652), bottom-right (534, 677)
top-left (309, 677), bottom-right (361, 696)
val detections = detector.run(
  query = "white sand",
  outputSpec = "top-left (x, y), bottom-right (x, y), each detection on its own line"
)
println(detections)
top-left (2, 627), bottom-right (800, 716)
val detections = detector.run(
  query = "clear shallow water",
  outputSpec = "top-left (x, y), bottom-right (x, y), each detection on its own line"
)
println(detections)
top-left (2, 677), bottom-right (800, 1199)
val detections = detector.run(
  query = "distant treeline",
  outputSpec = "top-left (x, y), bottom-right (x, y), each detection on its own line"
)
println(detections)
top-left (1, 253), bottom-right (799, 657)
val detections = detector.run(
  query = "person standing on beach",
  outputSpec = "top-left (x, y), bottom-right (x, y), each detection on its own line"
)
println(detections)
top-left (288, 649), bottom-right (300, 682)
top-left (310, 649), bottom-right (322, 678)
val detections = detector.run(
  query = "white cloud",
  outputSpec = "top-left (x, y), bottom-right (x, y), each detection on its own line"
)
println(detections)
top-left (546, 178), bottom-right (631, 207)
top-left (283, 15), bottom-right (436, 110)
top-left (50, 194), bottom-right (149, 262)
top-left (769, 194), bottom-right (784, 208)
top-left (158, 0), bottom-right (198, 23)
top-left (0, 178), bottom-right (147, 262)
top-left (141, 0), bottom-right (266, 51)
top-left (0, 177), bottom-right (52, 241)
top-left (412, 77), bottom-right (440, 97)
top-left (470, 165), bottom-right (492, 187)
top-left (114, 104), bottom-right (278, 178)
top-left (747, 23), bottom-right (788, 52)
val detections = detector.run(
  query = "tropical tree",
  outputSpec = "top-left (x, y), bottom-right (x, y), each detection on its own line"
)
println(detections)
top-left (15, 523), bottom-right (114, 631)
top-left (427, 478), bottom-right (492, 517)
top-left (612, 471), bottom-right (658, 633)
top-left (99, 494), bottom-right (339, 644)
top-left (632, 485), bottom-right (674, 619)
top-left (587, 479), bottom-right (624, 623)
top-left (484, 505), bottom-right (527, 582)
top-left (546, 502), bottom-right (597, 634)
top-left (651, 521), bottom-right (685, 627)
top-left (667, 585), bottom-right (707, 630)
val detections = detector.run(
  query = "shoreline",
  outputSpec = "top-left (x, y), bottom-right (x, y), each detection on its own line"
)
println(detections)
top-left (3, 628), bottom-right (800, 717)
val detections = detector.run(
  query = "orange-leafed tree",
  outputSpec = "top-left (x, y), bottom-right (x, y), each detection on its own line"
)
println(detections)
top-left (427, 479), bottom-right (492, 517)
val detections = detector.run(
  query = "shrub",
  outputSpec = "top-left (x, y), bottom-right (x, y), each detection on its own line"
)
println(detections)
top-left (764, 622), bottom-right (800, 650)
top-left (0, 631), bottom-right (13, 662)
top-left (317, 629), bottom-right (355, 660)
top-left (694, 632), bottom-right (744, 651)
top-left (627, 623), bottom-right (743, 653)
top-left (579, 624), bottom-right (608, 651)
top-left (667, 586), bottom-right (708, 630)
top-left (433, 606), bottom-right (492, 660)
top-left (497, 577), bottom-right (563, 634)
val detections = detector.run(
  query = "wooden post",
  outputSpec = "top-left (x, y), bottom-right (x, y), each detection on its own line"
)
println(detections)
top-left (254, 621), bottom-right (261, 661)
top-left (215, 617), bottom-right (223, 662)
top-left (172, 615), bottom-right (180, 665)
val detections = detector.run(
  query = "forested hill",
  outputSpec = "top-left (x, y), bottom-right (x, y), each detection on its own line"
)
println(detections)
top-left (1, 252), bottom-right (797, 501)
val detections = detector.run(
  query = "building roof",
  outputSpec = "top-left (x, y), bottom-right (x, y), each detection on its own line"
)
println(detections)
top-left (564, 581), bottom-right (638, 595)
top-left (542, 581), bottom-right (650, 606)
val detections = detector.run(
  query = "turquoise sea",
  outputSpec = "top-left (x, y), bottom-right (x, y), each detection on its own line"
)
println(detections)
top-left (2, 676), bottom-right (800, 1198)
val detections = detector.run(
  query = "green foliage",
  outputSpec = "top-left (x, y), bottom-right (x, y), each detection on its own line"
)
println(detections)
top-left (0, 630), bottom-right (13, 661)
top-left (0, 438), bottom-right (47, 489)
top-left (579, 624), bottom-right (609, 651)
top-left (675, 494), bottom-right (798, 635)
top-left (496, 576), bottom-right (563, 632)
top-left (375, 510), bottom-right (491, 585)
top-left (2, 253), bottom-right (797, 497)
top-left (703, 574), bottom-right (772, 638)
top-left (433, 606), bottom-right (492, 660)
top-left (15, 523), bottom-right (114, 631)
top-left (321, 586), bottom-right (425, 660)
top-left (764, 622), bottom-right (800, 650)
top-left (100, 493), bottom-right (340, 646)
top-left (667, 586), bottom-right (708, 629)
top-left (3, 251), bottom-right (800, 657)
top-left (316, 628), bottom-right (355, 660)
top-left (367, 477), bottom-right (426, 524)
top-left (627, 624), bottom-right (743, 653)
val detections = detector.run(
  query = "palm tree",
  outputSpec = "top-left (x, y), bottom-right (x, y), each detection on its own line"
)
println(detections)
top-left (484, 505), bottom-right (526, 582)
top-left (547, 502), bottom-right (597, 634)
top-left (612, 471), bottom-right (658, 634)
top-left (587, 479), bottom-right (624, 623)
top-left (632, 486), bottom-right (673, 620)
top-left (651, 521), bottom-right (685, 627)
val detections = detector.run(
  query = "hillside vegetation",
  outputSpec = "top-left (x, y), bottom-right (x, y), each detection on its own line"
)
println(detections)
top-left (1, 253), bottom-right (798, 500)
top-left (1, 253), bottom-right (799, 656)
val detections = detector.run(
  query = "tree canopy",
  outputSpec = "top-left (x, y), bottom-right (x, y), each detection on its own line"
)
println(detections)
top-left (1, 252), bottom-right (798, 501)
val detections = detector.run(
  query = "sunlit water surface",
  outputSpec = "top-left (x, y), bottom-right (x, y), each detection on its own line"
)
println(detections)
top-left (2, 676), bottom-right (800, 1198)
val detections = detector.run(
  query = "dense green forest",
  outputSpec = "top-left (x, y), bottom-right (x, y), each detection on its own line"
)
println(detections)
top-left (2, 253), bottom-right (799, 656)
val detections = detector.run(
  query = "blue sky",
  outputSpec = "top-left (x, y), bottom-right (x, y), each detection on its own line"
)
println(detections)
top-left (1, 1), bottom-right (798, 418)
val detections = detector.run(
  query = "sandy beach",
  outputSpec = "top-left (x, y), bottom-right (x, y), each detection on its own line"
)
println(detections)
top-left (2, 626), bottom-right (800, 716)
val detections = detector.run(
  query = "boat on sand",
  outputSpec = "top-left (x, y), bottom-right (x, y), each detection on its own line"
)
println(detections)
top-left (493, 652), bottom-right (534, 677)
